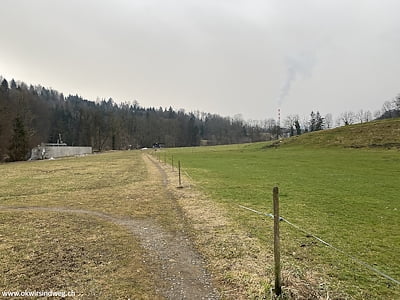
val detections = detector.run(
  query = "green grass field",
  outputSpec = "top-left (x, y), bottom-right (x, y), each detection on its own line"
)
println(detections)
top-left (1, 118), bottom-right (399, 299)
top-left (163, 124), bottom-right (400, 298)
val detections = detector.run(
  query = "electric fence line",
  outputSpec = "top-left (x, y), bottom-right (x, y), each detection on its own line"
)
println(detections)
top-left (239, 204), bottom-right (400, 286)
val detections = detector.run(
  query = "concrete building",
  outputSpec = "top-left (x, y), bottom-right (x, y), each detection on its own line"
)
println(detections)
top-left (30, 143), bottom-right (92, 160)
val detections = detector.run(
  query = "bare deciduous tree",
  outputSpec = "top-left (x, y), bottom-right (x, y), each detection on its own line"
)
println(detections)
top-left (364, 110), bottom-right (372, 122)
top-left (324, 113), bottom-right (333, 128)
top-left (340, 111), bottom-right (355, 126)
top-left (382, 100), bottom-right (394, 114)
top-left (355, 109), bottom-right (365, 123)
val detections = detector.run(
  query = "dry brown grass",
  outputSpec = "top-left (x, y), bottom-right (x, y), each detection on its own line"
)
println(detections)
top-left (149, 152), bottom-right (341, 299)
top-left (1, 151), bottom-right (219, 299)
top-left (150, 156), bottom-right (257, 297)
top-left (146, 154), bottom-right (272, 298)
top-left (0, 210), bottom-right (160, 299)
top-left (0, 151), bottom-right (186, 299)
top-left (1, 149), bottom-right (356, 299)
top-left (282, 117), bottom-right (400, 149)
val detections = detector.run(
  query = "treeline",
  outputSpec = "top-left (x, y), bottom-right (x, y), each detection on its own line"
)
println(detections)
top-left (1, 76), bottom-right (397, 162)
top-left (283, 93), bottom-right (400, 136)
top-left (0, 77), bottom-right (271, 161)
top-left (377, 95), bottom-right (400, 120)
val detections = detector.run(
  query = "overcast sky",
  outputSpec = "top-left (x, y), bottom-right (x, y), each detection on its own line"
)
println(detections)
top-left (1, 0), bottom-right (399, 121)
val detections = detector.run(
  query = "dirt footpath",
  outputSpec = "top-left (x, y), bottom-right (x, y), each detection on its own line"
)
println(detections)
top-left (0, 205), bottom-right (218, 299)
top-left (141, 153), bottom-right (220, 299)
top-left (0, 152), bottom-right (219, 299)
top-left (143, 153), bottom-right (272, 299)
top-left (1, 150), bottom-right (287, 298)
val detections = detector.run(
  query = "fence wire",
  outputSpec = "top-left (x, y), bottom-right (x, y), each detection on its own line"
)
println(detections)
top-left (239, 204), bottom-right (400, 286)
top-left (151, 153), bottom-right (400, 286)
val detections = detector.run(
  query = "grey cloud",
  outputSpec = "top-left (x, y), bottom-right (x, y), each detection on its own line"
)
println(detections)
top-left (0, 0), bottom-right (399, 121)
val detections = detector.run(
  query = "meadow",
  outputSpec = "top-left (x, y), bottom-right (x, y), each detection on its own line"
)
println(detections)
top-left (164, 141), bottom-right (400, 298)
top-left (1, 118), bottom-right (399, 299)
top-left (0, 152), bottom-right (185, 299)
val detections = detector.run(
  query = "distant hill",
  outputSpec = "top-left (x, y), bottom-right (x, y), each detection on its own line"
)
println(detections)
top-left (280, 118), bottom-right (400, 149)
top-left (0, 76), bottom-right (269, 161)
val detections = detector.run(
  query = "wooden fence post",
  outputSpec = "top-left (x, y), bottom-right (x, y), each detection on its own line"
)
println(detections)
top-left (171, 155), bottom-right (174, 171)
top-left (273, 186), bottom-right (282, 296)
top-left (178, 160), bottom-right (182, 188)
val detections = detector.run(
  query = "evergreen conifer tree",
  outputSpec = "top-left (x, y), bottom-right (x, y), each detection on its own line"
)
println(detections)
top-left (8, 116), bottom-right (29, 161)
top-left (0, 79), bottom-right (9, 93)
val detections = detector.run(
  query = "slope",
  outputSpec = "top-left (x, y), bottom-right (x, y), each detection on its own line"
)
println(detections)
top-left (281, 118), bottom-right (400, 149)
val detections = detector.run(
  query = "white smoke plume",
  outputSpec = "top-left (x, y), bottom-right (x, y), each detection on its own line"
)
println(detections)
top-left (277, 51), bottom-right (316, 106)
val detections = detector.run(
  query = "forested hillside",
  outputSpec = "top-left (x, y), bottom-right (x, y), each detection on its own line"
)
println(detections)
top-left (0, 77), bottom-right (270, 161)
